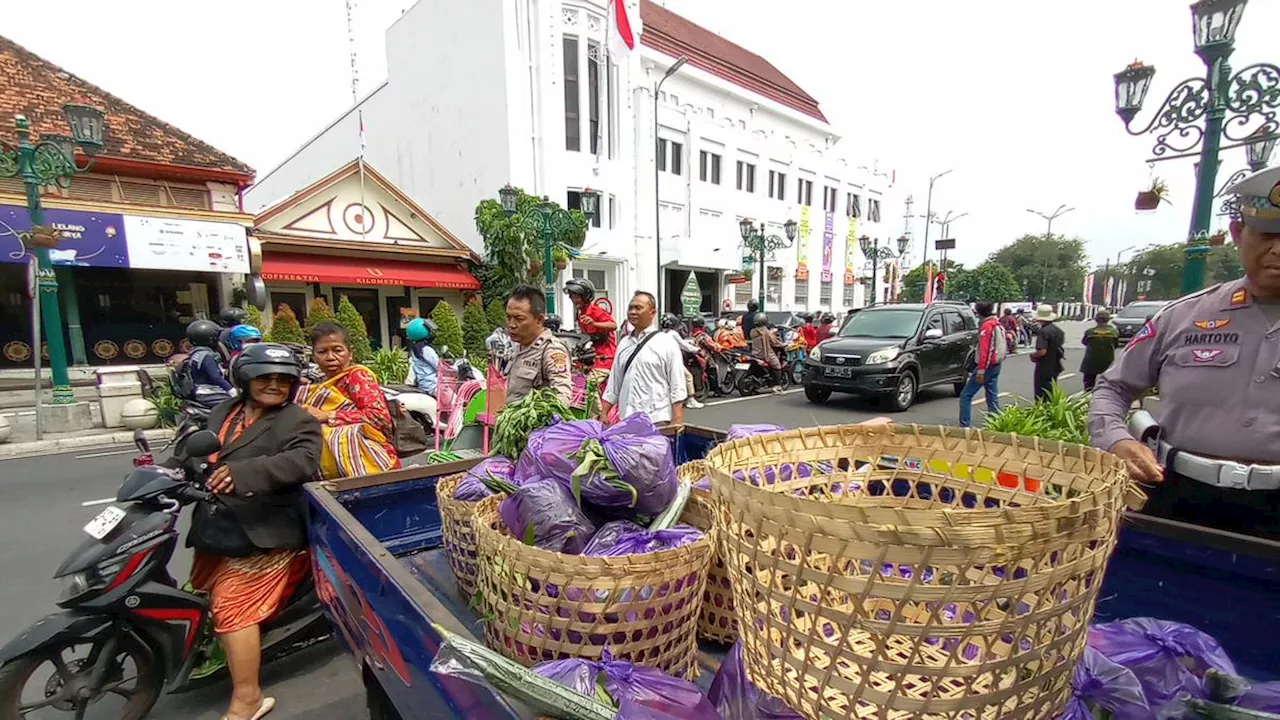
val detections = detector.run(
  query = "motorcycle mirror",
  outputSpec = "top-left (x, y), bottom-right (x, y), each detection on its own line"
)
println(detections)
top-left (184, 430), bottom-right (222, 458)
top-left (133, 428), bottom-right (151, 454)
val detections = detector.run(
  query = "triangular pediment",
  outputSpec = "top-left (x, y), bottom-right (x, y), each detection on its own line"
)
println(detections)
top-left (253, 160), bottom-right (473, 257)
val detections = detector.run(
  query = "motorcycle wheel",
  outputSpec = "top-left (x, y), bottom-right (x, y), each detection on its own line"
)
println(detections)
top-left (695, 371), bottom-right (710, 403)
top-left (778, 364), bottom-right (792, 391)
top-left (735, 372), bottom-right (758, 397)
top-left (791, 361), bottom-right (805, 386)
top-left (0, 633), bottom-right (161, 720)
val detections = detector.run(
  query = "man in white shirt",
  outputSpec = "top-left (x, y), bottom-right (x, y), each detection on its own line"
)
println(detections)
top-left (601, 291), bottom-right (688, 425)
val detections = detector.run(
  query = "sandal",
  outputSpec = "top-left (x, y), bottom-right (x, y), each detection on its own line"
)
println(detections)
top-left (222, 696), bottom-right (276, 720)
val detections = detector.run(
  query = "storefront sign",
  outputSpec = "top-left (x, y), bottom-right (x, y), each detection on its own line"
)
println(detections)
top-left (796, 206), bottom-right (811, 279)
top-left (0, 204), bottom-right (248, 273)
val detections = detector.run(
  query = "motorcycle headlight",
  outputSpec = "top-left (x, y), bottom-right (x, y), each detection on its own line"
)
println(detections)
top-left (866, 347), bottom-right (901, 365)
top-left (59, 572), bottom-right (94, 603)
top-left (809, 345), bottom-right (822, 362)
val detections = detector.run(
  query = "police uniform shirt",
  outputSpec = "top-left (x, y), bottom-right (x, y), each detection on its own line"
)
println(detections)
top-left (1088, 278), bottom-right (1280, 463)
top-left (505, 328), bottom-right (573, 407)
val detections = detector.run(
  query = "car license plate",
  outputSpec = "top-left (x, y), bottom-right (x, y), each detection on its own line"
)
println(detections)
top-left (824, 366), bottom-right (853, 378)
top-left (734, 363), bottom-right (751, 371)
top-left (84, 506), bottom-right (127, 540)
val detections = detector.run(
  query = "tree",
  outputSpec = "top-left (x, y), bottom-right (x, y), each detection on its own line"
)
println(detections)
top-left (1115, 243), bottom-right (1245, 302)
top-left (949, 262), bottom-right (1024, 303)
top-left (462, 297), bottom-right (491, 364)
top-left (899, 260), bottom-right (963, 303)
top-left (474, 187), bottom-right (587, 301)
top-left (336, 296), bottom-right (374, 362)
top-left (243, 304), bottom-right (265, 331)
top-left (486, 299), bottom-right (507, 331)
top-left (988, 235), bottom-right (1088, 303)
top-left (305, 297), bottom-right (336, 337)
top-left (431, 300), bottom-right (465, 358)
top-left (265, 303), bottom-right (305, 344)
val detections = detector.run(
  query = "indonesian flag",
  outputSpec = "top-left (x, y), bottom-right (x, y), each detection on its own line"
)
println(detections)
top-left (609, 0), bottom-right (637, 56)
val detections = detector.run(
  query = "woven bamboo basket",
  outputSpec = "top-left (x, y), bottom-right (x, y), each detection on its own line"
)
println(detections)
top-left (704, 423), bottom-right (1139, 720)
top-left (678, 460), bottom-right (737, 644)
top-left (473, 493), bottom-right (716, 679)
top-left (436, 473), bottom-right (484, 599)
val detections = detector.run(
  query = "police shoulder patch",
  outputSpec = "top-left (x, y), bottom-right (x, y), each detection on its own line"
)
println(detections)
top-left (1129, 320), bottom-right (1157, 345)
top-left (1231, 289), bottom-right (1248, 306)
top-left (1192, 318), bottom-right (1230, 330)
top-left (547, 348), bottom-right (570, 374)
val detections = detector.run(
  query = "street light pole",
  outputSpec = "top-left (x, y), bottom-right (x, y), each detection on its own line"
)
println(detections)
top-left (1026, 204), bottom-right (1075, 239)
top-left (0, 106), bottom-right (106, 405)
top-left (1112, 0), bottom-right (1279, 296)
top-left (653, 57), bottom-right (688, 312)
top-left (921, 169), bottom-right (953, 269)
top-left (738, 218), bottom-right (797, 312)
top-left (498, 186), bottom-right (599, 316)
top-left (860, 235), bottom-right (909, 306)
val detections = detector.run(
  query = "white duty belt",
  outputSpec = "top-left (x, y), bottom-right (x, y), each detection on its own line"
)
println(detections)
top-left (1156, 441), bottom-right (1280, 491)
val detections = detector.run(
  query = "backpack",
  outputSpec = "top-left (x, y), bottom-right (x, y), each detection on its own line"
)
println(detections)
top-left (170, 346), bottom-right (214, 401)
top-left (990, 321), bottom-right (1009, 364)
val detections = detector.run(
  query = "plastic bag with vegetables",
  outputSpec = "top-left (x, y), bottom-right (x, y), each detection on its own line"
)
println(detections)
top-left (1088, 618), bottom-right (1237, 711)
top-left (452, 456), bottom-right (518, 501)
top-left (582, 520), bottom-right (703, 557)
top-left (707, 642), bottom-right (804, 720)
top-left (726, 423), bottom-right (786, 441)
top-left (498, 479), bottom-right (597, 554)
top-left (533, 650), bottom-right (718, 720)
top-left (1058, 647), bottom-right (1151, 720)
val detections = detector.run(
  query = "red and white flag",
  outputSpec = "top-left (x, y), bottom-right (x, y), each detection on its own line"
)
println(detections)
top-left (608, 0), bottom-right (637, 57)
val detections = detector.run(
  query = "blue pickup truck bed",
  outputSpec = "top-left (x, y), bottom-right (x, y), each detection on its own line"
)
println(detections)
top-left (304, 427), bottom-right (1279, 720)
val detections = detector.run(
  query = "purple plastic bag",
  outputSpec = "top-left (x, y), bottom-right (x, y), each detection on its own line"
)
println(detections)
top-left (498, 479), bottom-right (596, 554)
top-left (1238, 681), bottom-right (1280, 713)
top-left (707, 643), bottom-right (804, 720)
top-left (726, 423), bottom-right (786, 441)
top-left (582, 521), bottom-right (703, 557)
top-left (1059, 647), bottom-right (1151, 720)
top-left (531, 658), bottom-right (606, 703)
top-left (533, 650), bottom-right (717, 720)
top-left (452, 457), bottom-right (517, 501)
top-left (1089, 618), bottom-right (1237, 710)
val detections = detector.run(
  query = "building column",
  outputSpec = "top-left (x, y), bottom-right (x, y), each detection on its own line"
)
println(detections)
top-left (55, 267), bottom-right (87, 366)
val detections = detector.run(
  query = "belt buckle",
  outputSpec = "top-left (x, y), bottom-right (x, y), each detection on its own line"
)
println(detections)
top-left (1216, 461), bottom-right (1253, 490)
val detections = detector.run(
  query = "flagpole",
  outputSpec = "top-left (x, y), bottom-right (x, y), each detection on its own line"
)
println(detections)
top-left (346, 0), bottom-right (366, 240)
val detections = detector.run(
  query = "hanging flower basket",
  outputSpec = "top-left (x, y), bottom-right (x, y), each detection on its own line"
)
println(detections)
top-left (1208, 231), bottom-right (1227, 247)
top-left (529, 260), bottom-right (543, 275)
top-left (27, 225), bottom-right (60, 249)
top-left (1135, 178), bottom-right (1169, 212)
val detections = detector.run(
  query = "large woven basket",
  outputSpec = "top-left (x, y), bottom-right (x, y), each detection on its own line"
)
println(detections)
top-left (473, 493), bottom-right (716, 679)
top-left (704, 423), bottom-right (1137, 720)
top-left (678, 460), bottom-right (737, 644)
top-left (436, 473), bottom-right (484, 599)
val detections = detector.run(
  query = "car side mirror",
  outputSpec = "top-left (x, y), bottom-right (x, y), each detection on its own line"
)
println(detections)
top-left (923, 328), bottom-right (943, 340)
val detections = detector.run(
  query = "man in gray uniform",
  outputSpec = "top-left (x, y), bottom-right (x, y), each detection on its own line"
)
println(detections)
top-left (503, 284), bottom-right (574, 407)
top-left (1088, 165), bottom-right (1280, 540)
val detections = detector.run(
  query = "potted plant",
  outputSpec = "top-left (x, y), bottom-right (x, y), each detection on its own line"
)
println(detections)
top-left (27, 225), bottom-right (60, 249)
top-left (552, 247), bottom-right (569, 271)
top-left (1208, 230), bottom-right (1227, 246)
top-left (529, 259), bottom-right (543, 276)
top-left (1134, 178), bottom-right (1169, 211)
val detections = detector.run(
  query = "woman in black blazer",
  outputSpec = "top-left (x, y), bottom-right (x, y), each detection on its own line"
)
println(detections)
top-left (192, 342), bottom-right (320, 720)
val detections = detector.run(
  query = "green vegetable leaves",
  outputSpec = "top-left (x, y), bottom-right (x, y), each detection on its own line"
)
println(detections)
top-left (984, 385), bottom-right (1092, 445)
top-left (492, 388), bottom-right (572, 460)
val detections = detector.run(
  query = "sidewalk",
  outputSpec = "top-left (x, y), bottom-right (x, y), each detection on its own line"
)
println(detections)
top-left (0, 407), bottom-right (172, 460)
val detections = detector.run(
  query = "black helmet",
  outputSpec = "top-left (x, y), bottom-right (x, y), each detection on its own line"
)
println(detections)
top-left (753, 312), bottom-right (769, 327)
top-left (186, 319), bottom-right (221, 348)
top-left (231, 342), bottom-right (302, 393)
top-left (821, 312), bottom-right (836, 324)
top-left (544, 314), bottom-right (563, 332)
top-left (798, 312), bottom-right (814, 322)
top-left (661, 313), bottom-right (683, 331)
top-left (747, 299), bottom-right (759, 311)
top-left (218, 307), bottom-right (249, 328)
top-left (564, 278), bottom-right (596, 302)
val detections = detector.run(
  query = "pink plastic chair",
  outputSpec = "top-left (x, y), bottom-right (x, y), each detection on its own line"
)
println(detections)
top-left (434, 361), bottom-right (458, 452)
top-left (478, 365), bottom-right (508, 455)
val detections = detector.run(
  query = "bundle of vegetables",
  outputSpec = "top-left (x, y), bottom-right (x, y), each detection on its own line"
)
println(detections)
top-left (428, 624), bottom-right (616, 720)
top-left (1089, 618), bottom-right (1237, 713)
top-left (581, 520), bottom-right (703, 557)
top-left (532, 649), bottom-right (718, 719)
top-left (452, 456), bottom-right (518, 501)
top-left (984, 385), bottom-right (1090, 445)
top-left (1201, 669), bottom-right (1280, 715)
top-left (515, 414), bottom-right (677, 516)
top-left (498, 479), bottom-right (596, 554)
top-left (492, 387), bottom-right (572, 460)
top-left (1059, 647), bottom-right (1150, 720)
top-left (706, 642), bottom-right (803, 720)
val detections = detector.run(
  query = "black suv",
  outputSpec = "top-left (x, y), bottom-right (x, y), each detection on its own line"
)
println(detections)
top-left (801, 302), bottom-right (979, 411)
top-left (1113, 300), bottom-right (1169, 343)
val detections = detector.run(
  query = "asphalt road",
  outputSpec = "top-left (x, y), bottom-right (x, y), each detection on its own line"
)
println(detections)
top-left (0, 320), bottom-right (1096, 719)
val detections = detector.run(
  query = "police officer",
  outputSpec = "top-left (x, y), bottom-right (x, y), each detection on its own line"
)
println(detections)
top-left (1088, 165), bottom-right (1280, 540)
top-left (503, 284), bottom-right (573, 406)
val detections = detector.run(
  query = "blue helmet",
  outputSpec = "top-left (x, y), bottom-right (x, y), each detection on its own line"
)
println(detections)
top-left (226, 324), bottom-right (263, 351)
top-left (405, 318), bottom-right (437, 342)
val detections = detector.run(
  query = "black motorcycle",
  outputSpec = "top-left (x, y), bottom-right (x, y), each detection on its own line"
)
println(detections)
top-left (0, 429), bottom-right (327, 720)
top-left (735, 355), bottom-right (791, 396)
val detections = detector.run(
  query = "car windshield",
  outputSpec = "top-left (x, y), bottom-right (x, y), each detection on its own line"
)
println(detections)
top-left (1117, 303), bottom-right (1166, 319)
top-left (839, 309), bottom-right (922, 338)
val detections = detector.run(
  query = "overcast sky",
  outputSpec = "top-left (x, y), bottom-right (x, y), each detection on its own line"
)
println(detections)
top-left (7, 0), bottom-right (1278, 269)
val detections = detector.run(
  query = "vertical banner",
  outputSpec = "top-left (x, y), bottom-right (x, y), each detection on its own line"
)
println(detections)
top-left (925, 263), bottom-right (935, 304)
top-left (821, 212), bottom-right (834, 283)
top-left (1083, 273), bottom-right (1094, 305)
top-left (796, 206), bottom-right (811, 280)
top-left (1102, 276), bottom-right (1115, 308)
top-left (843, 217), bottom-right (858, 285)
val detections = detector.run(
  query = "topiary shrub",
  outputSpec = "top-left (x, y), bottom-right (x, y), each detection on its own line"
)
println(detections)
top-left (265, 304), bottom-right (305, 345)
top-left (304, 297), bottom-right (336, 338)
top-left (336, 295), bottom-right (374, 363)
top-left (430, 300), bottom-right (464, 359)
top-left (462, 297), bottom-right (491, 364)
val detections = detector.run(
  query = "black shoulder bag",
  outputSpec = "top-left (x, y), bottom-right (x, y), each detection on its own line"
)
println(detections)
top-left (616, 331), bottom-right (660, 388)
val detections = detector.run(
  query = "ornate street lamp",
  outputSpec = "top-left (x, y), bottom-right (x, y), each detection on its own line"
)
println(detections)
top-left (498, 184), bottom-right (599, 315)
top-left (1246, 127), bottom-right (1277, 171)
top-left (739, 218), bottom-right (797, 312)
top-left (0, 104), bottom-right (109, 408)
top-left (859, 236), bottom-right (903, 306)
top-left (1111, 0), bottom-right (1279, 295)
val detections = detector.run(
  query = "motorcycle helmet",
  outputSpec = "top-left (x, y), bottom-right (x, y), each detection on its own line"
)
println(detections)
top-left (798, 312), bottom-right (813, 322)
top-left (545, 314), bottom-right (563, 332)
top-left (564, 278), bottom-right (596, 303)
top-left (186, 319), bottom-right (221, 348)
top-left (753, 312), bottom-right (769, 328)
top-left (661, 313), bottom-right (683, 331)
top-left (747, 299), bottom-right (759, 312)
top-left (822, 312), bottom-right (836, 324)
top-left (217, 307), bottom-right (249, 328)
top-left (405, 317), bottom-right (437, 343)
top-left (486, 328), bottom-right (516, 364)
top-left (231, 342), bottom-right (302, 393)
top-left (226, 324), bottom-right (263, 352)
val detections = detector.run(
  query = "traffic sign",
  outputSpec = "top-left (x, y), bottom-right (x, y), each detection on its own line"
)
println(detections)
top-left (934, 238), bottom-right (956, 251)
top-left (680, 274), bottom-right (702, 318)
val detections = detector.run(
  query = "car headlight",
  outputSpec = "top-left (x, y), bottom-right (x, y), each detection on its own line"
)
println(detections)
top-left (866, 347), bottom-right (901, 365)
top-left (809, 345), bottom-right (822, 361)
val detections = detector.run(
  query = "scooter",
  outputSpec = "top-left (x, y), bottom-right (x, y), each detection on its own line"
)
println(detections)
top-left (0, 430), bottom-right (328, 719)
top-left (735, 355), bottom-right (791, 396)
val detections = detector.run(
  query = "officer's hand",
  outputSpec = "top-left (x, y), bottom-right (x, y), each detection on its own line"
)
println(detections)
top-left (1111, 439), bottom-right (1164, 484)
top-left (207, 465), bottom-right (235, 494)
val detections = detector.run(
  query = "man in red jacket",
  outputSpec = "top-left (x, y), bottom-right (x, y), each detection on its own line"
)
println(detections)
top-left (958, 302), bottom-right (1006, 427)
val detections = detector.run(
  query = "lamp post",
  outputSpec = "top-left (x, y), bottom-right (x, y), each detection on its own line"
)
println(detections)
top-left (1215, 128), bottom-right (1277, 216)
top-left (738, 218), bottom-right (797, 312)
top-left (0, 105), bottom-right (106, 405)
top-left (1112, 0), bottom-right (1279, 296)
top-left (654, 56), bottom-right (688, 312)
top-left (1026, 204), bottom-right (1075, 239)
top-left (860, 235), bottom-right (909, 306)
top-left (920, 169), bottom-right (953, 268)
top-left (498, 185), bottom-right (599, 315)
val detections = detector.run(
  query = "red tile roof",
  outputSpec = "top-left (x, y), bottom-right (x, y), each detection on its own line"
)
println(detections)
top-left (0, 35), bottom-right (254, 181)
top-left (640, 1), bottom-right (827, 124)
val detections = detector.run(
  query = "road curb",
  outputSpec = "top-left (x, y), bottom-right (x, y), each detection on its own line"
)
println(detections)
top-left (0, 428), bottom-right (173, 460)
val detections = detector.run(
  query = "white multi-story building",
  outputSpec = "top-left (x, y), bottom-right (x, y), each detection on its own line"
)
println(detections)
top-left (245, 0), bottom-right (899, 320)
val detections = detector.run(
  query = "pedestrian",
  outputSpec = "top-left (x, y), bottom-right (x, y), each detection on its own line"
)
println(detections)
top-left (660, 313), bottom-right (706, 409)
top-left (601, 291), bottom-right (689, 425)
top-left (1079, 310), bottom-right (1120, 391)
top-left (749, 311), bottom-right (785, 393)
top-left (565, 278), bottom-right (617, 385)
top-left (1030, 304), bottom-right (1065, 401)
top-left (999, 308), bottom-right (1019, 350)
top-left (503, 284), bottom-right (574, 407)
top-left (958, 302), bottom-right (1006, 427)
top-left (1088, 164), bottom-right (1280, 540)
